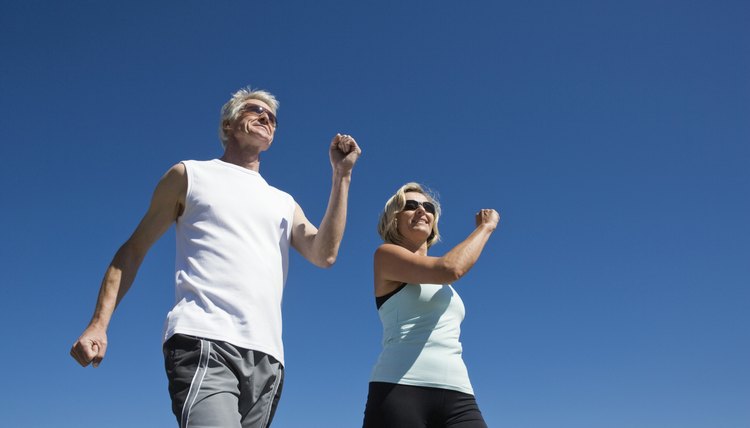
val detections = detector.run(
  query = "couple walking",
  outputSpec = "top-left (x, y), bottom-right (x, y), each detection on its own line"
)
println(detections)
top-left (71, 87), bottom-right (499, 428)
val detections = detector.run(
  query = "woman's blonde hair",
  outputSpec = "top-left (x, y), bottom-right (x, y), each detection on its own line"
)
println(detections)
top-left (377, 182), bottom-right (441, 248)
top-left (218, 86), bottom-right (279, 148)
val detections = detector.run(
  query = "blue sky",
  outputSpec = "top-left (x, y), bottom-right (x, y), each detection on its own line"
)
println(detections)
top-left (1, 1), bottom-right (748, 427)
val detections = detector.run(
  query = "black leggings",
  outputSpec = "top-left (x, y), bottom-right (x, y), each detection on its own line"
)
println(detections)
top-left (363, 382), bottom-right (488, 428)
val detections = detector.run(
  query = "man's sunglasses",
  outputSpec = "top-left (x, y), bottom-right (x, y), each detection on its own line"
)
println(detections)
top-left (403, 200), bottom-right (436, 214)
top-left (243, 104), bottom-right (278, 127)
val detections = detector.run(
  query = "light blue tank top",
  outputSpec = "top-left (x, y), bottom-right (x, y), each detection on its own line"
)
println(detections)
top-left (370, 283), bottom-right (474, 395)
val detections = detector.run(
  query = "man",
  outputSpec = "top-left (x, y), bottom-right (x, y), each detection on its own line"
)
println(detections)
top-left (70, 87), bottom-right (362, 427)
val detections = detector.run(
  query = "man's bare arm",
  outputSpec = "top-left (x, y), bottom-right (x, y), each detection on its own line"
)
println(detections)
top-left (70, 163), bottom-right (186, 367)
top-left (291, 134), bottom-right (361, 267)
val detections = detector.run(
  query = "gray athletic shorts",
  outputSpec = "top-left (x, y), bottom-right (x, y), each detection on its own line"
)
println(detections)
top-left (164, 334), bottom-right (284, 428)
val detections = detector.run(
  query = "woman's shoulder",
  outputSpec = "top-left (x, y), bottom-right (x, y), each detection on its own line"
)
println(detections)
top-left (374, 242), bottom-right (415, 262)
top-left (375, 242), bottom-right (401, 253)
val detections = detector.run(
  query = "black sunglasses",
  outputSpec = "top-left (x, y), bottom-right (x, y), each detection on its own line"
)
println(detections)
top-left (403, 199), bottom-right (436, 214)
top-left (243, 104), bottom-right (278, 127)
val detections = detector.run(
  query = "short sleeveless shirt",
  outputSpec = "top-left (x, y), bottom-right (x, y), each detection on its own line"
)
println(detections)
top-left (162, 159), bottom-right (295, 364)
top-left (370, 283), bottom-right (474, 395)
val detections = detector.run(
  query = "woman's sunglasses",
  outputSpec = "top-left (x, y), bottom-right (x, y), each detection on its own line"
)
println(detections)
top-left (403, 200), bottom-right (436, 214)
top-left (243, 104), bottom-right (278, 127)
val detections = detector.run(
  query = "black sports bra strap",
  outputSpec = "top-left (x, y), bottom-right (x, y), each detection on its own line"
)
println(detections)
top-left (375, 283), bottom-right (408, 309)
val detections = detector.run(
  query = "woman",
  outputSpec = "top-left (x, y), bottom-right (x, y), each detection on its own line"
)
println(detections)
top-left (363, 182), bottom-right (500, 428)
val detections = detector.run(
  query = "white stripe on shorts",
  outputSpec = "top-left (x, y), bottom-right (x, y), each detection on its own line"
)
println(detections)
top-left (181, 339), bottom-right (211, 428)
top-left (260, 367), bottom-right (283, 427)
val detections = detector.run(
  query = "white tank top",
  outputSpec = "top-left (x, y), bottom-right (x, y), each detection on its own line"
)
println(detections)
top-left (163, 159), bottom-right (295, 364)
top-left (370, 283), bottom-right (474, 395)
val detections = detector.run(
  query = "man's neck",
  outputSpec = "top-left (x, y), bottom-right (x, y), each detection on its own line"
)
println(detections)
top-left (220, 147), bottom-right (262, 172)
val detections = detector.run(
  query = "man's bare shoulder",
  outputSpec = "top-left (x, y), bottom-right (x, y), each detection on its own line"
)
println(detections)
top-left (152, 163), bottom-right (188, 211)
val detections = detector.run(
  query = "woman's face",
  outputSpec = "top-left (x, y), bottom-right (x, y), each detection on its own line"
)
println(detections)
top-left (396, 191), bottom-right (435, 246)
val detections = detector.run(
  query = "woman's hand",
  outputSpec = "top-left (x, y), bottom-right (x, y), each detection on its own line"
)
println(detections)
top-left (475, 209), bottom-right (500, 230)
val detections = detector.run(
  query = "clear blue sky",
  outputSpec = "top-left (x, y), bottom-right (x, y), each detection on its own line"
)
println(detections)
top-left (1, 1), bottom-right (748, 427)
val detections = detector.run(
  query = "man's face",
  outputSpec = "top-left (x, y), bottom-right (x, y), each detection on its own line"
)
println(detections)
top-left (226, 99), bottom-right (277, 149)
